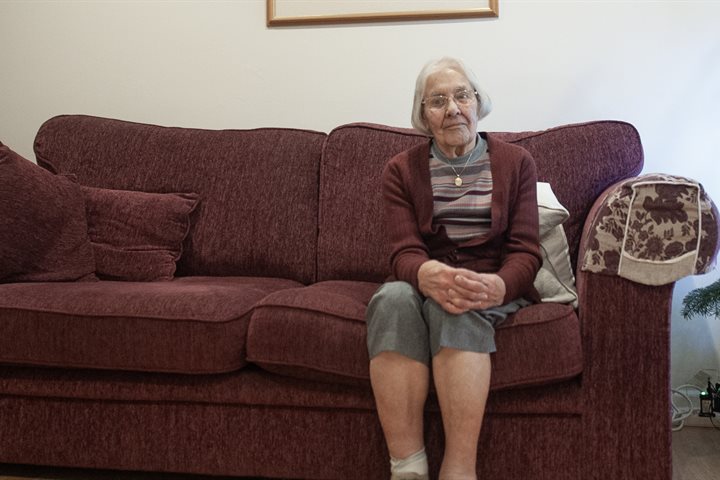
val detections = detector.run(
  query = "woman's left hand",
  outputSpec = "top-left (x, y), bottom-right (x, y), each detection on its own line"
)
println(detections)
top-left (447, 271), bottom-right (506, 312)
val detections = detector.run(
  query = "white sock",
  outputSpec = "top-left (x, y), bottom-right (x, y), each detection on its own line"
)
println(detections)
top-left (390, 447), bottom-right (428, 477)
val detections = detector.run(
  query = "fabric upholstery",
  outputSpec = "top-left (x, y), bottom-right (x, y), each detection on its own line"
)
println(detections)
top-left (82, 186), bottom-right (199, 281)
top-left (247, 280), bottom-right (380, 385)
top-left (0, 143), bottom-right (96, 283)
top-left (575, 271), bottom-right (674, 480)
top-left (0, 364), bottom-right (582, 416)
top-left (0, 276), bottom-right (300, 374)
top-left (34, 115), bottom-right (326, 283)
top-left (247, 280), bottom-right (582, 390)
top-left (0, 393), bottom-right (392, 479)
top-left (0, 366), bottom-right (582, 479)
top-left (316, 124), bottom-right (427, 282)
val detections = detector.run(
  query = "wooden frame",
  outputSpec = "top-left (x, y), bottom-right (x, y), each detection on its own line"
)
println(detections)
top-left (267, 0), bottom-right (498, 27)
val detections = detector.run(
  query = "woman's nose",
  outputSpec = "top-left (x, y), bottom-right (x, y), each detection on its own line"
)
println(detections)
top-left (445, 99), bottom-right (461, 115)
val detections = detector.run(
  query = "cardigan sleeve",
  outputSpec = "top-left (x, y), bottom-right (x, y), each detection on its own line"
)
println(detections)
top-left (382, 154), bottom-right (430, 291)
top-left (496, 151), bottom-right (542, 303)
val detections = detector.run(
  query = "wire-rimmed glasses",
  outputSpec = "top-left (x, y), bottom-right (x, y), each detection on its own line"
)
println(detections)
top-left (422, 90), bottom-right (478, 110)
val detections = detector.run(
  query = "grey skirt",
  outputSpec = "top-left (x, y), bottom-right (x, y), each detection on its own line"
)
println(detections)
top-left (366, 281), bottom-right (529, 366)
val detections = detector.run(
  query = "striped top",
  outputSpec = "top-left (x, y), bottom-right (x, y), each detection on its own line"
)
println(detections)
top-left (430, 136), bottom-right (492, 242)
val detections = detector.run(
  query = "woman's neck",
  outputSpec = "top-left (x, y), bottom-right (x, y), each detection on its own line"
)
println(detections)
top-left (433, 135), bottom-right (479, 160)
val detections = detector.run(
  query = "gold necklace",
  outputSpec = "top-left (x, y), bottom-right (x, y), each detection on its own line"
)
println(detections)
top-left (447, 155), bottom-right (472, 187)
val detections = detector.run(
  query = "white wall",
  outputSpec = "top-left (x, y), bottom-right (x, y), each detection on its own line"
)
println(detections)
top-left (1, 0), bottom-right (719, 388)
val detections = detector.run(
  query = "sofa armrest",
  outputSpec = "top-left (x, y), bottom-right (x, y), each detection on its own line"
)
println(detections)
top-left (573, 173), bottom-right (719, 478)
top-left (579, 173), bottom-right (719, 285)
top-left (576, 267), bottom-right (673, 478)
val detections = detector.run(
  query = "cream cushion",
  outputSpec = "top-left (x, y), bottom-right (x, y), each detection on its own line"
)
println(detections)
top-left (534, 182), bottom-right (578, 307)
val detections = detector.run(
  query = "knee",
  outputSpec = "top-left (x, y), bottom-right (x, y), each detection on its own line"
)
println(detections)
top-left (370, 351), bottom-right (430, 380)
top-left (368, 281), bottom-right (421, 313)
top-left (366, 282), bottom-right (431, 365)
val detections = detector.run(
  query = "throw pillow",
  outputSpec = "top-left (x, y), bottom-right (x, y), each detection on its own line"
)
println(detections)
top-left (82, 186), bottom-right (199, 281)
top-left (0, 144), bottom-right (96, 283)
top-left (535, 182), bottom-right (578, 307)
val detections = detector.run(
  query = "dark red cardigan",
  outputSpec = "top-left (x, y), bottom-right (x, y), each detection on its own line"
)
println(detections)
top-left (381, 133), bottom-right (542, 304)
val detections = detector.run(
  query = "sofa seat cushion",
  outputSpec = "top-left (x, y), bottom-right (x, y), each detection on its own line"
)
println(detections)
top-left (247, 280), bottom-right (379, 385)
top-left (0, 276), bottom-right (301, 374)
top-left (246, 281), bottom-right (583, 390)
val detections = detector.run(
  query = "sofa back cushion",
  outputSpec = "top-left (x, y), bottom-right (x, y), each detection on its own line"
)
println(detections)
top-left (34, 115), bottom-right (327, 284)
top-left (317, 121), bottom-right (643, 282)
top-left (317, 124), bottom-right (428, 282)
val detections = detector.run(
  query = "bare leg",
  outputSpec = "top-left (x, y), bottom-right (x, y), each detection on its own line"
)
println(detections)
top-left (432, 348), bottom-right (491, 480)
top-left (370, 351), bottom-right (430, 459)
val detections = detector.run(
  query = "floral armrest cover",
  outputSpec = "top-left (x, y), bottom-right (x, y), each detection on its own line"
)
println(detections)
top-left (581, 173), bottom-right (719, 286)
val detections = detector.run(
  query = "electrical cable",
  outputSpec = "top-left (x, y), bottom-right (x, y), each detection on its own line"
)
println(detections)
top-left (671, 384), bottom-right (703, 431)
top-left (670, 368), bottom-right (720, 432)
top-left (672, 382), bottom-right (720, 430)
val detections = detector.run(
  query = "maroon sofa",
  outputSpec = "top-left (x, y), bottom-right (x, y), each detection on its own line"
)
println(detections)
top-left (0, 115), bottom-right (703, 479)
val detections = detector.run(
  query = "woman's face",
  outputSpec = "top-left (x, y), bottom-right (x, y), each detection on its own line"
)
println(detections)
top-left (422, 68), bottom-right (478, 158)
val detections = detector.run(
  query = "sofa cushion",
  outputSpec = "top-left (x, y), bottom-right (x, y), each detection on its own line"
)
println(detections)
top-left (0, 143), bottom-right (96, 283)
top-left (0, 276), bottom-right (301, 374)
top-left (82, 186), bottom-right (199, 281)
top-left (535, 182), bottom-right (578, 306)
top-left (316, 124), bottom-right (427, 283)
top-left (247, 281), bottom-right (380, 385)
top-left (246, 281), bottom-right (583, 390)
top-left (34, 115), bottom-right (327, 284)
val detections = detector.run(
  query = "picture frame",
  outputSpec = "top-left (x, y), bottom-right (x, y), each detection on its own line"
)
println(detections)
top-left (267, 0), bottom-right (499, 27)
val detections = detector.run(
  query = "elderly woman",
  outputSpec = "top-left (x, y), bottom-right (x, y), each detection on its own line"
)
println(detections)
top-left (366, 57), bottom-right (542, 480)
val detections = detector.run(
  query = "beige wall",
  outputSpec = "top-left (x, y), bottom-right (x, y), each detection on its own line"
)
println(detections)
top-left (1, 0), bottom-right (719, 390)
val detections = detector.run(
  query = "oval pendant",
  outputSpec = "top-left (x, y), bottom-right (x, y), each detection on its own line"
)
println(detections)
top-left (454, 176), bottom-right (463, 187)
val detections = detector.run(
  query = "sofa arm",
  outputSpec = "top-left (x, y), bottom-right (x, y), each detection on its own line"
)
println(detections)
top-left (574, 173), bottom-right (719, 479)
top-left (579, 173), bottom-right (719, 285)
top-left (576, 172), bottom-right (719, 388)
top-left (576, 267), bottom-right (674, 478)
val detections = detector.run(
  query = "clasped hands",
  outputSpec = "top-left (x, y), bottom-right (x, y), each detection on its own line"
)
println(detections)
top-left (418, 260), bottom-right (506, 315)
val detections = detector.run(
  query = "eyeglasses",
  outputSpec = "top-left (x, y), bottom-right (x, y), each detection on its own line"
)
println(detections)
top-left (422, 90), bottom-right (478, 110)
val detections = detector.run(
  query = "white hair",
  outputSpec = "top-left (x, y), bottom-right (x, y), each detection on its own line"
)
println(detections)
top-left (410, 57), bottom-right (493, 136)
